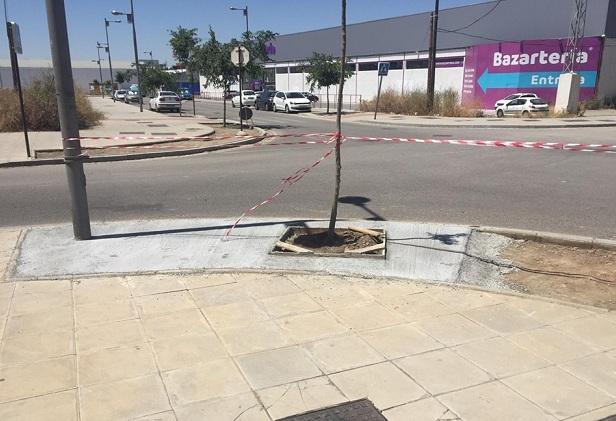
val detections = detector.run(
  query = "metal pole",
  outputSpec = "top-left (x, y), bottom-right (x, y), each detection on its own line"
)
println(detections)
top-left (96, 47), bottom-right (104, 98)
top-left (239, 48), bottom-right (244, 131)
top-left (427, 0), bottom-right (439, 114)
top-left (45, 0), bottom-right (91, 240)
top-left (374, 75), bottom-right (383, 120)
top-left (191, 71), bottom-right (196, 116)
top-left (130, 0), bottom-right (143, 111)
top-left (104, 19), bottom-right (114, 88)
top-left (244, 7), bottom-right (249, 34)
top-left (7, 23), bottom-right (30, 157)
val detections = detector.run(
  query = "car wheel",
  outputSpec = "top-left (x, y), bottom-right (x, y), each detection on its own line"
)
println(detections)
top-left (496, 109), bottom-right (504, 118)
top-left (273, 104), bottom-right (278, 112)
top-left (232, 102), bottom-right (236, 108)
top-left (522, 110), bottom-right (530, 118)
top-left (285, 105), bottom-right (290, 114)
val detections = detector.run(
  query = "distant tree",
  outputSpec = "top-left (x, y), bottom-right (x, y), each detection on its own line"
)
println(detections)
top-left (168, 26), bottom-right (200, 66)
top-left (304, 52), bottom-right (352, 113)
top-left (193, 27), bottom-right (238, 126)
top-left (231, 30), bottom-right (278, 82)
top-left (139, 63), bottom-right (175, 96)
top-left (114, 69), bottom-right (134, 85)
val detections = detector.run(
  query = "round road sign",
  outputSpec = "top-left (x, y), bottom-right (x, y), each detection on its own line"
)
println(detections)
top-left (239, 106), bottom-right (253, 120)
top-left (231, 46), bottom-right (250, 66)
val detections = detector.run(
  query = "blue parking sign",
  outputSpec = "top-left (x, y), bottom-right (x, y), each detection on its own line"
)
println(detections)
top-left (378, 62), bottom-right (390, 76)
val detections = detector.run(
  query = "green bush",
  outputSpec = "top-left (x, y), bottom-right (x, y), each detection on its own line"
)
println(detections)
top-left (0, 74), bottom-right (103, 132)
top-left (360, 88), bottom-right (483, 117)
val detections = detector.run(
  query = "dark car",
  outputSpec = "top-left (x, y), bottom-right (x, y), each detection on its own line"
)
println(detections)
top-left (302, 92), bottom-right (319, 102)
top-left (255, 90), bottom-right (277, 111)
top-left (178, 89), bottom-right (193, 100)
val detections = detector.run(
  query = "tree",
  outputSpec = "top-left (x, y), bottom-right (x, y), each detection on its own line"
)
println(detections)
top-left (233, 30), bottom-right (278, 83)
top-left (168, 26), bottom-right (200, 66)
top-left (139, 63), bottom-right (175, 96)
top-left (304, 53), bottom-right (352, 113)
top-left (114, 69), bottom-right (134, 86)
top-left (328, 0), bottom-right (347, 239)
top-left (193, 28), bottom-right (238, 127)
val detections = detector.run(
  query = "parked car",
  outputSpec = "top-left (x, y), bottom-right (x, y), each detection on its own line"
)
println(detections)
top-left (149, 91), bottom-right (181, 113)
top-left (495, 97), bottom-right (549, 118)
top-left (114, 89), bottom-right (127, 101)
top-left (178, 89), bottom-right (193, 100)
top-left (124, 89), bottom-right (142, 103)
top-left (494, 93), bottom-right (538, 109)
top-left (273, 91), bottom-right (312, 113)
top-left (231, 90), bottom-right (257, 107)
top-left (302, 92), bottom-right (319, 102)
top-left (225, 90), bottom-right (239, 100)
top-left (255, 90), bottom-right (278, 111)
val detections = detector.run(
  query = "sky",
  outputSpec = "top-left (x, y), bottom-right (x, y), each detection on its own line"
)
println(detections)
top-left (1, 0), bottom-right (488, 64)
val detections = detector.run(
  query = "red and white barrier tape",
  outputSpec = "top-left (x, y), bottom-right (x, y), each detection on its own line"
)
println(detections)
top-left (62, 132), bottom-right (335, 142)
top-left (223, 134), bottom-right (343, 238)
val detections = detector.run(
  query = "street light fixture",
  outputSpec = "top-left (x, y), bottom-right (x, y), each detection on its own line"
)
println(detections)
top-left (112, 1), bottom-right (143, 112)
top-left (143, 50), bottom-right (153, 61)
top-left (229, 6), bottom-right (249, 35)
top-left (104, 18), bottom-right (121, 90)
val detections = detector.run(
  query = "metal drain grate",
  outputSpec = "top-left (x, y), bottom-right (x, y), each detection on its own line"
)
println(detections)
top-left (277, 399), bottom-right (386, 421)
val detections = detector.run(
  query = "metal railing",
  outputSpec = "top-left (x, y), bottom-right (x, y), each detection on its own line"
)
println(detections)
top-left (198, 91), bottom-right (364, 110)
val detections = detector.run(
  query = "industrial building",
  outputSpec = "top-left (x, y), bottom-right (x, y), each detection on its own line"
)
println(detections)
top-left (255, 0), bottom-right (616, 109)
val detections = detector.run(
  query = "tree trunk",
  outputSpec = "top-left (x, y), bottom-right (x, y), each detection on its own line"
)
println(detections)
top-left (326, 86), bottom-right (330, 114)
top-left (328, 0), bottom-right (346, 240)
top-left (223, 84), bottom-right (227, 128)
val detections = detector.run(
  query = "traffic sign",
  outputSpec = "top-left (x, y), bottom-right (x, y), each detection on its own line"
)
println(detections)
top-left (8, 22), bottom-right (23, 54)
top-left (239, 106), bottom-right (253, 120)
top-left (231, 46), bottom-right (250, 66)
top-left (378, 62), bottom-right (390, 76)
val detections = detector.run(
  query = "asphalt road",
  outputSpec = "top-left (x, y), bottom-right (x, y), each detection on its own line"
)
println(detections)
top-left (1, 99), bottom-right (615, 239)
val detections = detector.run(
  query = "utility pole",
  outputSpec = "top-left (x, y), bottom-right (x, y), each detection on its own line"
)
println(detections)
top-left (45, 0), bottom-right (91, 240)
top-left (563, 0), bottom-right (588, 73)
top-left (95, 44), bottom-right (105, 97)
top-left (113, 1), bottom-right (143, 111)
top-left (104, 18), bottom-right (120, 88)
top-left (6, 21), bottom-right (30, 158)
top-left (426, 0), bottom-right (439, 114)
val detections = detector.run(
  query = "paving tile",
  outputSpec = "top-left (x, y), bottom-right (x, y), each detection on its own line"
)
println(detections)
top-left (328, 301), bottom-right (406, 331)
top-left (329, 361), bottom-right (426, 410)
top-left (555, 316), bottom-right (616, 350)
top-left (141, 308), bottom-right (211, 340)
top-left (73, 278), bottom-right (130, 305)
top-left (507, 298), bottom-right (593, 324)
top-left (276, 311), bottom-right (349, 343)
top-left (132, 411), bottom-right (178, 421)
top-left (358, 281), bottom-right (432, 306)
top-left (561, 351), bottom-right (616, 397)
top-left (218, 320), bottom-right (294, 356)
top-left (502, 366), bottom-right (613, 419)
top-left (152, 333), bottom-right (228, 371)
top-left (239, 273), bottom-right (301, 299)
top-left (175, 392), bottom-right (269, 421)
top-left (0, 296), bottom-right (10, 318)
top-left (565, 403), bottom-right (616, 421)
top-left (382, 397), bottom-right (454, 421)
top-left (1, 330), bottom-right (74, 365)
top-left (0, 356), bottom-right (76, 403)
top-left (439, 381), bottom-right (556, 421)
top-left (386, 293), bottom-right (456, 321)
top-left (306, 285), bottom-right (374, 309)
top-left (78, 344), bottom-right (157, 386)
top-left (0, 282), bottom-right (14, 299)
top-left (10, 289), bottom-right (72, 315)
top-left (134, 291), bottom-right (197, 317)
top-left (415, 313), bottom-right (496, 346)
top-left (454, 337), bottom-right (550, 378)
top-left (80, 374), bottom-right (170, 421)
top-left (507, 326), bottom-right (599, 364)
top-left (4, 305), bottom-right (73, 336)
top-left (190, 282), bottom-right (251, 307)
top-left (303, 335), bottom-right (384, 374)
top-left (235, 346), bottom-right (322, 389)
top-left (163, 359), bottom-right (250, 406)
top-left (359, 323), bottom-right (443, 359)
top-left (77, 319), bottom-right (145, 352)
top-left (427, 286), bottom-right (506, 311)
top-left (13, 280), bottom-right (71, 295)
top-left (75, 299), bottom-right (138, 328)
top-left (203, 300), bottom-right (269, 329)
top-left (259, 292), bottom-right (322, 318)
top-left (257, 376), bottom-right (348, 420)
top-left (396, 349), bottom-right (490, 395)
top-left (463, 304), bottom-right (544, 334)
top-left (127, 275), bottom-right (186, 297)
top-left (0, 389), bottom-right (78, 421)
top-left (180, 273), bottom-right (236, 290)
top-left (285, 274), bottom-right (351, 291)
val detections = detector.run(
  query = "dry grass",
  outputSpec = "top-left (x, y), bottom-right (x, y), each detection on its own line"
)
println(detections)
top-left (359, 88), bottom-right (483, 117)
top-left (0, 74), bottom-right (103, 132)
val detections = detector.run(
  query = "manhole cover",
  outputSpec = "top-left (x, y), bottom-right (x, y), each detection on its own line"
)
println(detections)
top-left (119, 131), bottom-right (145, 135)
top-left (147, 124), bottom-right (169, 127)
top-left (150, 132), bottom-right (177, 136)
top-left (277, 399), bottom-right (386, 421)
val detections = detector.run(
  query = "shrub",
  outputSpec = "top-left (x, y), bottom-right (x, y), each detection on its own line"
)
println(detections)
top-left (360, 88), bottom-right (483, 117)
top-left (0, 74), bottom-right (103, 132)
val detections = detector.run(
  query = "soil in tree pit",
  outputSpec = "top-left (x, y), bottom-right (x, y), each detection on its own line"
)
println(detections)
top-left (288, 229), bottom-right (381, 254)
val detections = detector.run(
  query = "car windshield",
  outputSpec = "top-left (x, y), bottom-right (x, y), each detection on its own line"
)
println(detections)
top-left (117, 90), bottom-right (126, 94)
top-left (243, 91), bottom-right (255, 95)
top-left (530, 99), bottom-right (547, 105)
top-left (268, 92), bottom-right (277, 97)
top-left (286, 92), bottom-right (304, 99)
top-left (504, 94), bottom-right (519, 100)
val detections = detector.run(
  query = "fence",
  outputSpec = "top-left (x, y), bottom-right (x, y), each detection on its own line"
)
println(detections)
top-left (199, 91), bottom-right (363, 110)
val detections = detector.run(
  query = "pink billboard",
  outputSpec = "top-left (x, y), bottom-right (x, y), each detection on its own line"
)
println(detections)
top-left (461, 37), bottom-right (603, 108)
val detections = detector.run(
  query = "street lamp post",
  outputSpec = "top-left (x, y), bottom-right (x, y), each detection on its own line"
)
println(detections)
top-left (95, 43), bottom-right (106, 97)
top-left (230, 6), bottom-right (249, 35)
top-left (143, 50), bottom-right (152, 61)
top-left (230, 6), bottom-right (249, 131)
top-left (104, 18), bottom-right (121, 89)
top-left (112, 0), bottom-right (143, 112)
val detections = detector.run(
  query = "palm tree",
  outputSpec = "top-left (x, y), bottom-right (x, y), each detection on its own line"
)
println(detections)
top-left (328, 0), bottom-right (347, 239)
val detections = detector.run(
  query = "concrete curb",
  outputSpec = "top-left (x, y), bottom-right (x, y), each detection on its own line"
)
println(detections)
top-left (353, 119), bottom-right (616, 130)
top-left (0, 127), bottom-right (267, 168)
top-left (476, 226), bottom-right (616, 251)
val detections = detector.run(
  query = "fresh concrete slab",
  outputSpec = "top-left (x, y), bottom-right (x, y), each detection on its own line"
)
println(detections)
top-left (10, 218), bottom-right (470, 282)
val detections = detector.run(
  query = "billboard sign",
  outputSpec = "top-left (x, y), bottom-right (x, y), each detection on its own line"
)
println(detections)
top-left (462, 37), bottom-right (603, 107)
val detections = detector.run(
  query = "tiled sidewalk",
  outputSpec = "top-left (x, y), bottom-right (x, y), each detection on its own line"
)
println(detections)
top-left (0, 269), bottom-right (615, 421)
